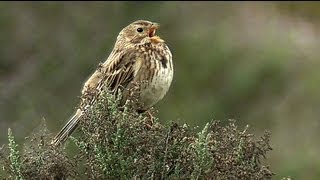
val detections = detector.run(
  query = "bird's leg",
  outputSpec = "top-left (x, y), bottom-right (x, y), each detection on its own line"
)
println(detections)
top-left (144, 110), bottom-right (154, 129)
top-left (147, 110), bottom-right (154, 125)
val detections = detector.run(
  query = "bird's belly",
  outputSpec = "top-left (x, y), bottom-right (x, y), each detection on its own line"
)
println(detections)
top-left (138, 66), bottom-right (173, 110)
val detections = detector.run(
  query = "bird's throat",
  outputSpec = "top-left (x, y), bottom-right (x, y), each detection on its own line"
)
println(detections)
top-left (150, 36), bottom-right (164, 43)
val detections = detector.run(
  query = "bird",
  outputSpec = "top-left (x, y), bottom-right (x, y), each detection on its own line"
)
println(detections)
top-left (51, 20), bottom-right (174, 146)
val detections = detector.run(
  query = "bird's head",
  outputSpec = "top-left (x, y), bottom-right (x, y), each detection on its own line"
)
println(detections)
top-left (117, 20), bottom-right (164, 44)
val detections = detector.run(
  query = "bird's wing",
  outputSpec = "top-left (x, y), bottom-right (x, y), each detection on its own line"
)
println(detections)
top-left (52, 49), bottom-right (141, 146)
top-left (103, 50), bottom-right (138, 92)
top-left (80, 49), bottom-right (140, 109)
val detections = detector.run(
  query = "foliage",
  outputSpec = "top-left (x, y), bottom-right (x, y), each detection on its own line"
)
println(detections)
top-left (1, 90), bottom-right (273, 179)
top-left (1, 124), bottom-right (76, 179)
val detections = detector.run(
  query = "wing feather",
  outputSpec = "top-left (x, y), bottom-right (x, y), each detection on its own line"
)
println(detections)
top-left (80, 49), bottom-right (138, 109)
top-left (104, 51), bottom-right (136, 92)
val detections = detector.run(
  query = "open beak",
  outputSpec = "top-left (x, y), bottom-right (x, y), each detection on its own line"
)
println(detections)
top-left (148, 23), bottom-right (159, 37)
top-left (148, 23), bottom-right (164, 43)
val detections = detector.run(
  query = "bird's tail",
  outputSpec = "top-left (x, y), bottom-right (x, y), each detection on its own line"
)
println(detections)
top-left (51, 109), bottom-right (83, 147)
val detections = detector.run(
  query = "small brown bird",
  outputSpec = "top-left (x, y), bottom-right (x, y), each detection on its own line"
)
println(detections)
top-left (51, 20), bottom-right (173, 146)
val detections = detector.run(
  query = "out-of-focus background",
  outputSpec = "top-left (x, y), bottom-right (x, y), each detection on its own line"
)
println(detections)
top-left (0, 2), bottom-right (320, 179)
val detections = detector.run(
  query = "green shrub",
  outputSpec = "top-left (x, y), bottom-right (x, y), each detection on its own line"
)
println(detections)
top-left (0, 90), bottom-right (273, 179)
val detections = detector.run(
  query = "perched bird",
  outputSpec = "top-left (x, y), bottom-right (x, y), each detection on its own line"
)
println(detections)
top-left (51, 20), bottom-right (174, 146)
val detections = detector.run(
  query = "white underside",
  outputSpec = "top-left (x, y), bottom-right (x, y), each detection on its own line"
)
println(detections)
top-left (139, 65), bottom-right (173, 109)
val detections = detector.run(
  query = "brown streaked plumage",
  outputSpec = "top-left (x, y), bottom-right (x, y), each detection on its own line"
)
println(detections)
top-left (51, 20), bottom-right (173, 146)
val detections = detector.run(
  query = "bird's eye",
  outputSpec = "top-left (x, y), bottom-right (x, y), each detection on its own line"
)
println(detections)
top-left (137, 28), bottom-right (143, 33)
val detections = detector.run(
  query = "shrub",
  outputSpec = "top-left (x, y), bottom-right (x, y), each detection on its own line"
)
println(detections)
top-left (0, 90), bottom-right (273, 179)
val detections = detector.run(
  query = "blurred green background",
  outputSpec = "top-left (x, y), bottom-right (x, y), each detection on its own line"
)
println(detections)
top-left (1, 1), bottom-right (320, 179)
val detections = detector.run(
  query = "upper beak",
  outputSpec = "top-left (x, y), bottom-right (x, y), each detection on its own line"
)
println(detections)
top-left (148, 23), bottom-right (160, 37)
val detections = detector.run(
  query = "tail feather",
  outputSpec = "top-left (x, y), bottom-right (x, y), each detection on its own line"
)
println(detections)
top-left (51, 109), bottom-right (83, 146)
